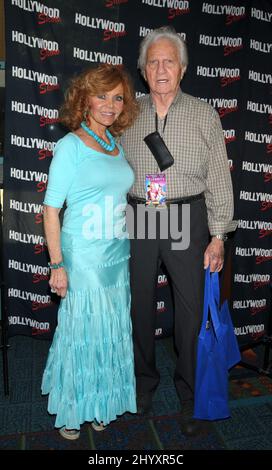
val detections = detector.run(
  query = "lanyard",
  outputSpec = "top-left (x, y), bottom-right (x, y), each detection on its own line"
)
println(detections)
top-left (155, 113), bottom-right (168, 134)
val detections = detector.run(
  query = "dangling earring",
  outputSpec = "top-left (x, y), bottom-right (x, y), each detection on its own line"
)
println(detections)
top-left (83, 109), bottom-right (89, 121)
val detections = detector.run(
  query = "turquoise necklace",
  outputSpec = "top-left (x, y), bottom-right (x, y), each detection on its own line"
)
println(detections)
top-left (81, 121), bottom-right (116, 152)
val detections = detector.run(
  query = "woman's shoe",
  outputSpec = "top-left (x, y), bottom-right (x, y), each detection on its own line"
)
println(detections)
top-left (59, 427), bottom-right (80, 440)
top-left (91, 419), bottom-right (106, 431)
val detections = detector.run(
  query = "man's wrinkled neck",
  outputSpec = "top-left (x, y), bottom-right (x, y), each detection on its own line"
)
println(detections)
top-left (150, 88), bottom-right (181, 118)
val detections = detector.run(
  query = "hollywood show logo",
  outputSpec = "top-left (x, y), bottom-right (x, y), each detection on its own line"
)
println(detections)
top-left (261, 201), bottom-right (272, 212)
top-left (224, 44), bottom-right (243, 56)
top-left (36, 180), bottom-right (47, 193)
top-left (32, 272), bottom-right (50, 284)
top-left (31, 321), bottom-right (51, 336)
top-left (225, 13), bottom-right (246, 25)
top-left (140, 0), bottom-right (190, 19)
top-left (253, 279), bottom-right (270, 290)
top-left (11, 66), bottom-right (60, 95)
top-left (234, 273), bottom-right (271, 290)
top-left (234, 323), bottom-right (264, 338)
top-left (38, 149), bottom-right (53, 161)
top-left (38, 36), bottom-right (60, 61)
top-left (218, 101), bottom-right (238, 118)
top-left (251, 330), bottom-right (265, 341)
top-left (264, 172), bottom-right (272, 183)
top-left (155, 328), bottom-right (163, 337)
top-left (201, 4), bottom-right (246, 26)
top-left (32, 273), bottom-right (50, 284)
top-left (32, 326), bottom-right (50, 336)
top-left (35, 212), bottom-right (43, 225)
top-left (9, 165), bottom-right (49, 193)
top-left (218, 105), bottom-right (238, 118)
top-left (200, 97), bottom-right (238, 118)
top-left (245, 131), bottom-right (272, 154)
top-left (223, 129), bottom-right (236, 144)
top-left (37, 13), bottom-right (62, 25)
top-left (34, 243), bottom-right (47, 255)
top-left (199, 34), bottom-right (243, 56)
top-left (259, 228), bottom-right (272, 239)
top-left (8, 315), bottom-right (50, 336)
top-left (256, 255), bottom-right (272, 265)
top-left (267, 143), bottom-right (272, 154)
top-left (157, 274), bottom-right (168, 287)
top-left (11, 30), bottom-right (60, 62)
top-left (104, 29), bottom-right (127, 41)
top-left (221, 74), bottom-right (240, 87)
top-left (75, 13), bottom-right (127, 42)
top-left (233, 299), bottom-right (267, 316)
top-left (235, 246), bottom-right (272, 265)
top-left (37, 179), bottom-right (47, 193)
top-left (157, 300), bottom-right (166, 313)
top-left (250, 305), bottom-right (267, 316)
top-left (32, 300), bottom-right (52, 311)
top-left (196, 65), bottom-right (241, 88)
top-left (40, 47), bottom-right (60, 61)
top-left (39, 116), bottom-right (60, 127)
top-left (39, 82), bottom-right (60, 94)
top-left (168, 6), bottom-right (190, 20)
top-left (105, 0), bottom-right (128, 7)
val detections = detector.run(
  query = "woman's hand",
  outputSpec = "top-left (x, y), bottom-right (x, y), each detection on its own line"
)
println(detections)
top-left (49, 267), bottom-right (68, 298)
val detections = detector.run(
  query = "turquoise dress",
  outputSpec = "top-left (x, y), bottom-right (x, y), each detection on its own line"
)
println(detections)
top-left (41, 133), bottom-right (136, 429)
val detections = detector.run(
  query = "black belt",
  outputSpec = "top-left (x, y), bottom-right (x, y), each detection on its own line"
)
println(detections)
top-left (128, 193), bottom-right (204, 206)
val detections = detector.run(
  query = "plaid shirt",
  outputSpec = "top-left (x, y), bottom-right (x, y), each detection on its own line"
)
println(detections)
top-left (122, 89), bottom-right (237, 235)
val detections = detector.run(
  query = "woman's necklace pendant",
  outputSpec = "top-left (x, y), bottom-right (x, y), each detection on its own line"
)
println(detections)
top-left (81, 121), bottom-right (116, 152)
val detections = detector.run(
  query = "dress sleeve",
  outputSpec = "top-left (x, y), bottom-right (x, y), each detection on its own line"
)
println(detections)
top-left (44, 135), bottom-right (78, 208)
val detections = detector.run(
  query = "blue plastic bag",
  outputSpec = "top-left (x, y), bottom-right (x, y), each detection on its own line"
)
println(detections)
top-left (210, 272), bottom-right (241, 369)
top-left (193, 268), bottom-right (241, 420)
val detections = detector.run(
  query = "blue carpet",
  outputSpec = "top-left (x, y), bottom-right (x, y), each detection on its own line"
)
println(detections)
top-left (0, 335), bottom-right (272, 450)
top-left (214, 396), bottom-right (272, 450)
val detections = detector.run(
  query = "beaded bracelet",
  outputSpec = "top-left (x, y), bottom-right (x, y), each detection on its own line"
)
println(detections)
top-left (49, 261), bottom-right (64, 269)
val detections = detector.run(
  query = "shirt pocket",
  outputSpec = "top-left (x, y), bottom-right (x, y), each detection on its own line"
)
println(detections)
top-left (175, 138), bottom-right (208, 178)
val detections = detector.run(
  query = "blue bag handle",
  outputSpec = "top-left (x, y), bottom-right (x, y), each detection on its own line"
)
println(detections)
top-left (199, 267), bottom-right (211, 339)
top-left (209, 272), bottom-right (223, 340)
top-left (199, 268), bottom-right (221, 340)
top-left (211, 270), bottom-right (220, 306)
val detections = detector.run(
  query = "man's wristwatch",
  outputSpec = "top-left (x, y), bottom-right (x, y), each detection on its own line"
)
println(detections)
top-left (213, 234), bottom-right (228, 242)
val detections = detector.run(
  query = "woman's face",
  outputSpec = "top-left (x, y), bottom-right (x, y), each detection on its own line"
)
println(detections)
top-left (87, 83), bottom-right (124, 131)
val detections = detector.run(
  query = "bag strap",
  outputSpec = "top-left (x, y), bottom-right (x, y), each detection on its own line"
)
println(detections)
top-left (209, 272), bottom-right (223, 340)
top-left (199, 268), bottom-right (222, 340)
top-left (199, 267), bottom-right (211, 339)
top-left (211, 270), bottom-right (220, 306)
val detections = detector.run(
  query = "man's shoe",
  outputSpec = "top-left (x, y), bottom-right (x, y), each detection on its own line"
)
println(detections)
top-left (136, 392), bottom-right (153, 415)
top-left (179, 400), bottom-right (212, 436)
top-left (181, 418), bottom-right (205, 437)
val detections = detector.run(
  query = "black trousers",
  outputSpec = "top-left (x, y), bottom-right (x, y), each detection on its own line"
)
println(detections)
top-left (129, 197), bottom-right (209, 403)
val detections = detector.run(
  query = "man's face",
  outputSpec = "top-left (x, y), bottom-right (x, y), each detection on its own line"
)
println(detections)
top-left (145, 38), bottom-right (184, 98)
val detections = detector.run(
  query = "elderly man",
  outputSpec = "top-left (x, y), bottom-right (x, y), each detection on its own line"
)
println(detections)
top-left (122, 26), bottom-right (237, 435)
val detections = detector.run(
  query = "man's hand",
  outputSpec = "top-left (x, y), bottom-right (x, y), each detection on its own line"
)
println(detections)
top-left (204, 237), bottom-right (224, 272)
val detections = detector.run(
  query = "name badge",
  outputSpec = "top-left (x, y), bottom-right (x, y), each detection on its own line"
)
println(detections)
top-left (145, 174), bottom-right (167, 208)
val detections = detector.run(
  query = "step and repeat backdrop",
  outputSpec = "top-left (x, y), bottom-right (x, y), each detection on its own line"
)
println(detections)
top-left (3, 0), bottom-right (272, 343)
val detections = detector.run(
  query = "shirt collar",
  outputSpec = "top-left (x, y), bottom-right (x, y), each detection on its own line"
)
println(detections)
top-left (148, 88), bottom-right (183, 112)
